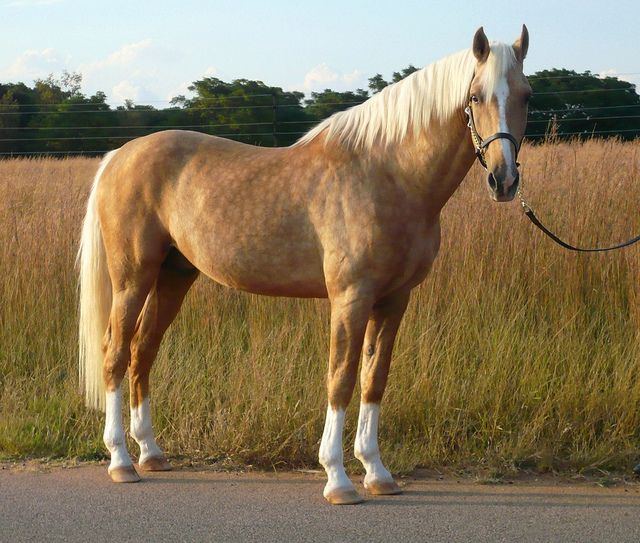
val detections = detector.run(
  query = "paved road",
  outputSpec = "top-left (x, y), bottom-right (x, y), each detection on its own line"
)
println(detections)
top-left (1, 465), bottom-right (640, 542)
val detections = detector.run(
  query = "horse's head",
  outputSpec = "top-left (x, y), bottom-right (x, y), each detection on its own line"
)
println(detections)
top-left (467, 25), bottom-right (531, 202)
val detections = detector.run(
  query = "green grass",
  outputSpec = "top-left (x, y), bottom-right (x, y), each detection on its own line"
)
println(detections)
top-left (2, 139), bottom-right (640, 474)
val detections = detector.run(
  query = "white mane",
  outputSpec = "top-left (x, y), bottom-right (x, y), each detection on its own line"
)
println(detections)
top-left (295, 43), bottom-right (516, 150)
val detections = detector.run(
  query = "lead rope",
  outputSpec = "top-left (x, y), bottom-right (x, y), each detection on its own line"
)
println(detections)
top-left (516, 182), bottom-right (640, 253)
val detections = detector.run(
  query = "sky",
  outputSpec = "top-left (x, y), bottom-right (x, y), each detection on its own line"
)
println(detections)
top-left (1, 0), bottom-right (639, 106)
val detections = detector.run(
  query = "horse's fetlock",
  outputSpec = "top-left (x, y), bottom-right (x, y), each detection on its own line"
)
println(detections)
top-left (103, 428), bottom-right (124, 450)
top-left (354, 442), bottom-right (377, 463)
top-left (318, 448), bottom-right (332, 468)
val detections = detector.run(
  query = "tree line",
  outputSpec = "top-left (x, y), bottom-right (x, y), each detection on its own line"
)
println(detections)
top-left (0, 66), bottom-right (638, 156)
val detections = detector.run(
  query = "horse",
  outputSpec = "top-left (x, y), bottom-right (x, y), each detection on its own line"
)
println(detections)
top-left (78, 25), bottom-right (531, 505)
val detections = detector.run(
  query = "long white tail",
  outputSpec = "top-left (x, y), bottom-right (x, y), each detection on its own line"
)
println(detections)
top-left (78, 150), bottom-right (118, 412)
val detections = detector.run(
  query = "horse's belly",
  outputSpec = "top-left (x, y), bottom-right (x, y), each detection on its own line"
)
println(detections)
top-left (207, 265), bottom-right (328, 298)
top-left (176, 233), bottom-right (328, 298)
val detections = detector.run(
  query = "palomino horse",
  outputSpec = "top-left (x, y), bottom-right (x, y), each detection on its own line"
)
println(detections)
top-left (79, 26), bottom-right (531, 505)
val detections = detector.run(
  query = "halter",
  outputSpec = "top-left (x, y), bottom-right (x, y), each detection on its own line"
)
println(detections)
top-left (464, 99), bottom-right (521, 170)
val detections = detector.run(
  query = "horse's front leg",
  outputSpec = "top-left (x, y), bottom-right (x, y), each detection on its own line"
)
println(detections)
top-left (319, 287), bottom-right (373, 505)
top-left (355, 289), bottom-right (410, 495)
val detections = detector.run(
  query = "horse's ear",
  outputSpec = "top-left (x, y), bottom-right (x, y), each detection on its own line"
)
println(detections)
top-left (513, 24), bottom-right (529, 62)
top-left (472, 27), bottom-right (490, 63)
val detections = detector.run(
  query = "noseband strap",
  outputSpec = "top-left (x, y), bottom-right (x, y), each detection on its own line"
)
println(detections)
top-left (465, 100), bottom-right (521, 170)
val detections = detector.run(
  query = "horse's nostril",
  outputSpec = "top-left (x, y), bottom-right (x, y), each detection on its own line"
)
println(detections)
top-left (487, 172), bottom-right (498, 191)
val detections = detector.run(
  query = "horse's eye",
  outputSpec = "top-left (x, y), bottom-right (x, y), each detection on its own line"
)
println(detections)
top-left (471, 95), bottom-right (480, 104)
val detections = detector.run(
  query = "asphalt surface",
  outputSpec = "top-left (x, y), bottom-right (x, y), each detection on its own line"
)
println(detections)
top-left (2, 465), bottom-right (640, 542)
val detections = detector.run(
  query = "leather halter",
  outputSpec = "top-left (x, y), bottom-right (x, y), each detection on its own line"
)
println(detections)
top-left (464, 99), bottom-right (521, 169)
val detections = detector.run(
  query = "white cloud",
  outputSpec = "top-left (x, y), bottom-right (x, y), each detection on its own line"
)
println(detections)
top-left (300, 63), bottom-right (367, 92)
top-left (95, 39), bottom-right (153, 70)
top-left (78, 39), bottom-right (155, 81)
top-left (0, 47), bottom-right (67, 81)
top-left (342, 69), bottom-right (364, 85)
top-left (302, 63), bottom-right (338, 90)
top-left (0, 40), bottom-right (159, 90)
top-left (111, 80), bottom-right (140, 102)
top-left (598, 68), bottom-right (639, 88)
top-left (598, 68), bottom-right (619, 79)
top-left (78, 39), bottom-right (185, 104)
top-left (0, 41), bottom-right (227, 106)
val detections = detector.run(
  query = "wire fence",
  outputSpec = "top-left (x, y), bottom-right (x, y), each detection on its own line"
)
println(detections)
top-left (1, 73), bottom-right (638, 157)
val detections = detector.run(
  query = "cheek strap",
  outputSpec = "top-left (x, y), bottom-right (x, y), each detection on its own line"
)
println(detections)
top-left (465, 101), bottom-right (522, 169)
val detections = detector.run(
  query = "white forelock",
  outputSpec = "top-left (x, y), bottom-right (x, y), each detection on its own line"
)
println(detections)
top-left (295, 43), bottom-right (517, 151)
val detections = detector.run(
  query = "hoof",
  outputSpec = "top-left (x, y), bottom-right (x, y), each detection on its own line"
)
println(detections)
top-left (633, 463), bottom-right (640, 476)
top-left (109, 465), bottom-right (141, 483)
top-left (365, 480), bottom-right (402, 496)
top-left (325, 487), bottom-right (364, 505)
top-left (139, 456), bottom-right (172, 472)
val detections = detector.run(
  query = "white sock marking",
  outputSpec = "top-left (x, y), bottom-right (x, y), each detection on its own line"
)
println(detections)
top-left (130, 397), bottom-right (164, 464)
top-left (103, 389), bottom-right (132, 471)
top-left (319, 406), bottom-right (354, 497)
top-left (354, 403), bottom-right (393, 486)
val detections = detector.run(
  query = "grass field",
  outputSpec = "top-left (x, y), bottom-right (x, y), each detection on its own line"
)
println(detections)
top-left (2, 139), bottom-right (640, 475)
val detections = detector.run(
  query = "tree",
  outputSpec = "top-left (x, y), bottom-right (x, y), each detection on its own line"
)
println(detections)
top-left (527, 69), bottom-right (640, 140)
top-left (60, 71), bottom-right (83, 97)
top-left (392, 65), bottom-right (418, 83)
top-left (304, 89), bottom-right (369, 118)
top-left (368, 74), bottom-right (388, 94)
top-left (175, 77), bottom-right (310, 146)
top-left (368, 65), bottom-right (419, 94)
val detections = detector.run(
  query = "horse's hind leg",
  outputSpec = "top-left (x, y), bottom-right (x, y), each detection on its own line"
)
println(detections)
top-left (129, 255), bottom-right (198, 471)
top-left (103, 267), bottom-right (159, 483)
top-left (354, 289), bottom-right (410, 496)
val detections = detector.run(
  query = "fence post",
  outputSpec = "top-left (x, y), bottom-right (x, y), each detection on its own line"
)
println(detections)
top-left (272, 93), bottom-right (278, 147)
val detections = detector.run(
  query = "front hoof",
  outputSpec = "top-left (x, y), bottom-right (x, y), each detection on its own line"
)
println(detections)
top-left (139, 456), bottom-right (172, 472)
top-left (324, 487), bottom-right (364, 505)
top-left (364, 479), bottom-right (402, 496)
top-left (109, 465), bottom-right (141, 483)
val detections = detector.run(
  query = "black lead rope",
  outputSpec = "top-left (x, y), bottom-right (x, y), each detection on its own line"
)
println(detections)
top-left (518, 193), bottom-right (640, 253)
top-left (465, 100), bottom-right (640, 253)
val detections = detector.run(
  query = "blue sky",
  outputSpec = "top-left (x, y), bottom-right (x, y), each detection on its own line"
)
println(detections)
top-left (1, 0), bottom-right (638, 105)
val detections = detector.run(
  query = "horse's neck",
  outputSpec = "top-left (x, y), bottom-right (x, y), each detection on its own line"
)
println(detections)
top-left (389, 110), bottom-right (476, 217)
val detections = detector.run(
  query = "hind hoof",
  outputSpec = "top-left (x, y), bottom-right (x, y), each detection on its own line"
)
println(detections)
top-left (139, 456), bottom-right (172, 472)
top-left (140, 456), bottom-right (173, 471)
top-left (109, 465), bottom-right (141, 483)
top-left (364, 480), bottom-right (402, 496)
top-left (324, 487), bottom-right (364, 505)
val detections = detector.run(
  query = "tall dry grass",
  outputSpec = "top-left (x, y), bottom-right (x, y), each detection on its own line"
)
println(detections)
top-left (1, 139), bottom-right (640, 474)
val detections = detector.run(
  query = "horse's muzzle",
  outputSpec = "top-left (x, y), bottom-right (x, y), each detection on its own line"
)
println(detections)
top-left (488, 171), bottom-right (519, 202)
